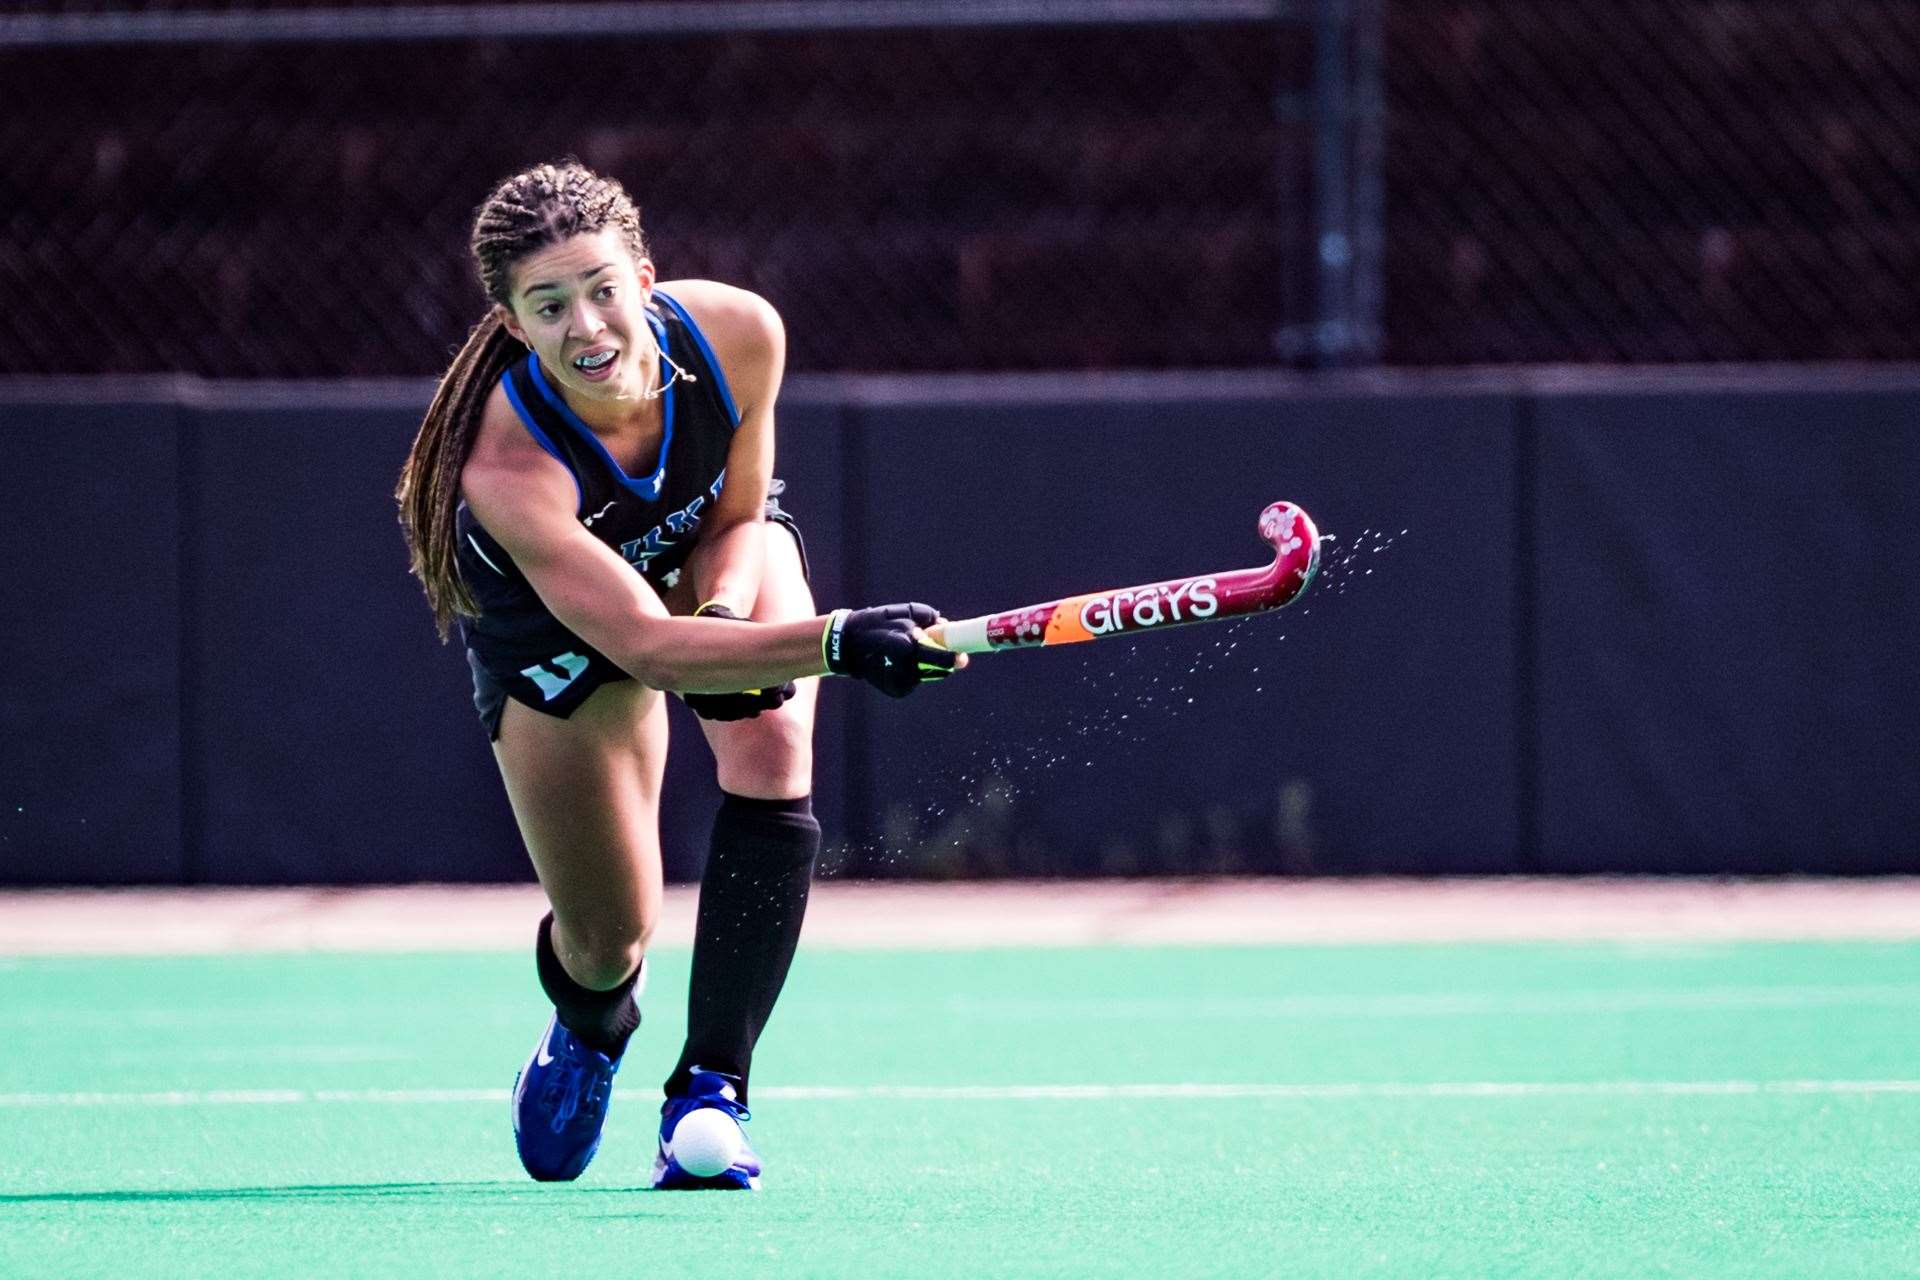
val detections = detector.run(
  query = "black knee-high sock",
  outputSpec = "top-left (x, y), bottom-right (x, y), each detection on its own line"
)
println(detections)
top-left (535, 912), bottom-right (642, 1059)
top-left (665, 792), bottom-right (820, 1104)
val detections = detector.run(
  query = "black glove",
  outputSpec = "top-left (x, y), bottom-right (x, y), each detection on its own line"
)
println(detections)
top-left (681, 602), bottom-right (798, 722)
top-left (822, 603), bottom-right (960, 698)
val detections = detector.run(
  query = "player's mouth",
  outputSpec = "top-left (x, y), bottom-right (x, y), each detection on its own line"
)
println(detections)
top-left (571, 347), bottom-right (619, 382)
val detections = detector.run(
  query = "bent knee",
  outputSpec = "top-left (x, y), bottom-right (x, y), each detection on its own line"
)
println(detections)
top-left (555, 910), bottom-right (659, 990)
top-left (713, 711), bottom-right (813, 799)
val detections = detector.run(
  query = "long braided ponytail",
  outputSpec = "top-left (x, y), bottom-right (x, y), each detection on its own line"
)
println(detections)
top-left (396, 161), bottom-right (650, 639)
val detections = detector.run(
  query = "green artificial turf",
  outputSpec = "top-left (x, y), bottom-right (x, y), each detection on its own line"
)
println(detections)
top-left (2, 942), bottom-right (1917, 1279)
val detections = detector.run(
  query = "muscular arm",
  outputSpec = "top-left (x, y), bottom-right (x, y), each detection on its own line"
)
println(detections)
top-left (461, 382), bottom-right (827, 694)
top-left (674, 282), bottom-right (785, 615)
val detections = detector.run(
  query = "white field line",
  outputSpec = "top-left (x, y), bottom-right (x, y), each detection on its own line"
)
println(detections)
top-left (3, 1080), bottom-right (1919, 1109)
top-left (938, 983), bottom-right (1920, 1018)
top-left (3, 982), bottom-right (1918, 1033)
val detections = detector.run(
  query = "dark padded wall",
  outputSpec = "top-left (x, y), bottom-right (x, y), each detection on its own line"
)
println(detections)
top-left (184, 403), bottom-right (520, 882)
top-left (3, 372), bottom-right (1916, 882)
top-left (1, 401), bottom-right (184, 883)
top-left (1531, 387), bottom-right (1920, 872)
top-left (849, 391), bottom-right (1519, 874)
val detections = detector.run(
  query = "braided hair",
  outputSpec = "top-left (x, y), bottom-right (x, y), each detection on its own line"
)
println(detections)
top-left (396, 161), bottom-right (650, 639)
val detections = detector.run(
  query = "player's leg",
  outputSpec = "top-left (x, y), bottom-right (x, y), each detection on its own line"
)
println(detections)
top-left (656, 520), bottom-right (820, 1189)
top-left (493, 677), bottom-right (668, 1181)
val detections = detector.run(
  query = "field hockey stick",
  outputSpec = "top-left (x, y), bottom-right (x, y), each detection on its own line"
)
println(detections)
top-left (928, 501), bottom-right (1321, 655)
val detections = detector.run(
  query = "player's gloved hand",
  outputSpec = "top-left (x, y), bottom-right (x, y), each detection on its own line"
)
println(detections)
top-left (822, 603), bottom-right (961, 698)
top-left (682, 602), bottom-right (797, 721)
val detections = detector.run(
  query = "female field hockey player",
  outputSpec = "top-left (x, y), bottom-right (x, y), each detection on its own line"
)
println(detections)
top-left (396, 161), bottom-right (962, 1189)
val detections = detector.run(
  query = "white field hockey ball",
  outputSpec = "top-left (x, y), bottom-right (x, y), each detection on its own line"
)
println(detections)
top-left (670, 1108), bottom-right (744, 1178)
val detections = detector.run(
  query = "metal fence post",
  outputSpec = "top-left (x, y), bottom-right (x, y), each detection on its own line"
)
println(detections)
top-left (1311, 0), bottom-right (1356, 365)
top-left (1306, 0), bottom-right (1382, 366)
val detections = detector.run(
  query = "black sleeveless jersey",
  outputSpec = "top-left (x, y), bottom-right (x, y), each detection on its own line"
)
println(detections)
top-left (455, 290), bottom-right (740, 695)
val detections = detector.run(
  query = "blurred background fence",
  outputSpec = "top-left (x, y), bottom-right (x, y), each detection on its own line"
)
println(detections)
top-left (7, 1), bottom-right (1920, 377)
top-left (2, 1), bottom-right (1357, 373)
top-left (1387, 2), bottom-right (1920, 363)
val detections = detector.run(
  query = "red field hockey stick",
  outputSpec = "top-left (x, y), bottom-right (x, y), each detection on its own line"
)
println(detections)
top-left (928, 501), bottom-right (1321, 655)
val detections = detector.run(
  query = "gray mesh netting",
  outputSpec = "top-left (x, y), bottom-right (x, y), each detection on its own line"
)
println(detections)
top-left (1384, 1), bottom-right (1920, 363)
top-left (0, 15), bottom-right (1304, 376)
top-left (5, 3), bottom-right (1920, 374)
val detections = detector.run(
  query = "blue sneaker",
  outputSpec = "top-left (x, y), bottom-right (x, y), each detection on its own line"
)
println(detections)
top-left (511, 1013), bottom-right (620, 1182)
top-left (652, 1069), bottom-right (762, 1190)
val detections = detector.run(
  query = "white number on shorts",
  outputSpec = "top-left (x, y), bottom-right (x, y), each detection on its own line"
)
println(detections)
top-left (520, 652), bottom-right (589, 702)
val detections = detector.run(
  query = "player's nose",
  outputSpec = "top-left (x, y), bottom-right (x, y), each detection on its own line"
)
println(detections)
top-left (569, 302), bottom-right (605, 338)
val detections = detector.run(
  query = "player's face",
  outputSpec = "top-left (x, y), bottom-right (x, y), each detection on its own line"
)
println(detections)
top-left (501, 227), bottom-right (657, 406)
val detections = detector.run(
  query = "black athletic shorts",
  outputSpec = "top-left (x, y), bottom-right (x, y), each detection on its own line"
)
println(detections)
top-left (468, 498), bottom-right (811, 740)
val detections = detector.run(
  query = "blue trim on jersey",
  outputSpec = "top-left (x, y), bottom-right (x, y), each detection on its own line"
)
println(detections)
top-left (527, 351), bottom-right (675, 502)
top-left (501, 365), bottom-right (584, 510)
top-left (654, 290), bottom-right (740, 429)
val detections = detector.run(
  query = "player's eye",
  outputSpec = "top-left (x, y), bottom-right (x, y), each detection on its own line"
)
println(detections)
top-left (536, 302), bottom-right (561, 318)
top-left (596, 285), bottom-right (616, 301)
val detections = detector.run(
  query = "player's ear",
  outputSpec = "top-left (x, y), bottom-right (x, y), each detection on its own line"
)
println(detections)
top-left (633, 255), bottom-right (657, 299)
top-left (495, 303), bottom-right (529, 349)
